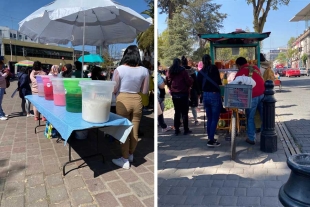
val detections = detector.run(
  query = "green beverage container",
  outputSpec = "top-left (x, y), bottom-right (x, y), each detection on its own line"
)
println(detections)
top-left (63, 78), bottom-right (87, 113)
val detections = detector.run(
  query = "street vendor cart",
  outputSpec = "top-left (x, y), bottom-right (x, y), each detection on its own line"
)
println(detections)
top-left (198, 31), bottom-right (271, 159)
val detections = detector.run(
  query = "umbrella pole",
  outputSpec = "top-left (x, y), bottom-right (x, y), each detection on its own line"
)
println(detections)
top-left (82, 10), bottom-right (85, 78)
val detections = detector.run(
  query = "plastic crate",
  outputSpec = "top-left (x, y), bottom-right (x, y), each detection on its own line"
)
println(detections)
top-left (224, 84), bottom-right (252, 109)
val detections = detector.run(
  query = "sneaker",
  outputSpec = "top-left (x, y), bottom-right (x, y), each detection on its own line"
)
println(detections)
top-left (0, 116), bottom-right (8, 121)
top-left (175, 130), bottom-right (181, 136)
top-left (207, 140), bottom-right (221, 147)
top-left (27, 114), bottom-right (35, 117)
top-left (183, 130), bottom-right (192, 135)
top-left (162, 126), bottom-right (173, 132)
top-left (194, 121), bottom-right (200, 125)
top-left (245, 138), bottom-right (255, 145)
top-left (4, 114), bottom-right (9, 117)
top-left (41, 117), bottom-right (47, 121)
top-left (129, 154), bottom-right (133, 163)
top-left (34, 117), bottom-right (39, 121)
top-left (112, 157), bottom-right (130, 169)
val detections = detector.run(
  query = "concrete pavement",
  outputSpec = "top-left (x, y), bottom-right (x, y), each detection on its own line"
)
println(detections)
top-left (158, 92), bottom-right (293, 206)
top-left (0, 80), bottom-right (154, 207)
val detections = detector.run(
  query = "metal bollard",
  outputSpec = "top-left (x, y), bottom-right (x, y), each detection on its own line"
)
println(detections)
top-left (279, 153), bottom-right (310, 206)
top-left (260, 80), bottom-right (277, 153)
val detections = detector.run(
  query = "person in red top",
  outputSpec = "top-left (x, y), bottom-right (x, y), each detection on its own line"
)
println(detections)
top-left (166, 58), bottom-right (193, 135)
top-left (235, 57), bottom-right (265, 145)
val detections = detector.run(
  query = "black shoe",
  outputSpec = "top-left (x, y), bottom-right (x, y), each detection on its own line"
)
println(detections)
top-left (183, 130), bottom-right (192, 135)
top-left (207, 140), bottom-right (221, 147)
top-left (245, 138), bottom-right (255, 145)
top-left (175, 130), bottom-right (180, 136)
top-left (256, 128), bottom-right (261, 133)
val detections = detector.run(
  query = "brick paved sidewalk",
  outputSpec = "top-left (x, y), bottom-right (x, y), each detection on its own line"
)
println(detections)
top-left (158, 104), bottom-right (289, 207)
top-left (0, 81), bottom-right (154, 207)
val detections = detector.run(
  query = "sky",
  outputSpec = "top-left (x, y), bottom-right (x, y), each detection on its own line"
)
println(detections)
top-left (0, 0), bottom-right (149, 55)
top-left (157, 0), bottom-right (310, 54)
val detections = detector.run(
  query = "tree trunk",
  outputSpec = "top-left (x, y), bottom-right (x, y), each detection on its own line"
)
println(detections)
top-left (252, 0), bottom-right (272, 33)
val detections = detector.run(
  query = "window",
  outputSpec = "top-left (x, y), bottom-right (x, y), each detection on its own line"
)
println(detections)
top-left (25, 36), bottom-right (27, 40)
top-left (10, 33), bottom-right (12, 38)
top-left (13, 34), bottom-right (16, 39)
top-left (19, 35), bottom-right (22, 40)
top-left (0, 30), bottom-right (2, 37)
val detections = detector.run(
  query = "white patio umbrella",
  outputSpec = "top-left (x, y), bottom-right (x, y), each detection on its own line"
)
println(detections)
top-left (18, 0), bottom-right (151, 76)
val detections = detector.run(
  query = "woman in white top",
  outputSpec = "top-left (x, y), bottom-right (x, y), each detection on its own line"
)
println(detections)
top-left (112, 45), bottom-right (149, 169)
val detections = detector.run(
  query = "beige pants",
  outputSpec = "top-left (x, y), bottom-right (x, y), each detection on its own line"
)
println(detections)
top-left (116, 93), bottom-right (142, 159)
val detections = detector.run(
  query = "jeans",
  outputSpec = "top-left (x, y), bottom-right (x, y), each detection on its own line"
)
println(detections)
top-left (172, 93), bottom-right (189, 132)
top-left (203, 92), bottom-right (221, 140)
top-left (0, 88), bottom-right (5, 117)
top-left (245, 94), bottom-right (264, 141)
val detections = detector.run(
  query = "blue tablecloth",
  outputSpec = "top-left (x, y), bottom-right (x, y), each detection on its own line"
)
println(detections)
top-left (26, 95), bottom-right (133, 145)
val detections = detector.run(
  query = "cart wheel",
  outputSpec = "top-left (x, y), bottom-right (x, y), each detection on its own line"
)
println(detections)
top-left (231, 110), bottom-right (237, 160)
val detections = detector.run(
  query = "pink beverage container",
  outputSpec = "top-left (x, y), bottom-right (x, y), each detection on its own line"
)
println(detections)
top-left (50, 77), bottom-right (66, 106)
top-left (42, 76), bottom-right (53, 100)
top-left (36, 75), bottom-right (45, 97)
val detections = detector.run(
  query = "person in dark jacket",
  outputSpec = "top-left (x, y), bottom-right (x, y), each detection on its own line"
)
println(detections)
top-left (197, 54), bottom-right (222, 147)
top-left (166, 58), bottom-right (193, 135)
top-left (18, 67), bottom-right (34, 117)
top-left (91, 66), bottom-right (105, 80)
top-left (182, 56), bottom-right (200, 125)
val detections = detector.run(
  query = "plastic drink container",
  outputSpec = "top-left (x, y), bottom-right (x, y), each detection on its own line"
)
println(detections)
top-left (63, 78), bottom-right (87, 113)
top-left (51, 77), bottom-right (65, 106)
top-left (36, 75), bottom-right (45, 97)
top-left (79, 80), bottom-right (116, 123)
top-left (42, 76), bottom-right (53, 100)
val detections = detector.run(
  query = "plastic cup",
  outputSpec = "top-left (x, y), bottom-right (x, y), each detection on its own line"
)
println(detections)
top-left (51, 77), bottom-right (65, 106)
top-left (79, 80), bottom-right (116, 123)
top-left (36, 75), bottom-right (45, 97)
top-left (63, 78), bottom-right (87, 113)
top-left (42, 76), bottom-right (53, 100)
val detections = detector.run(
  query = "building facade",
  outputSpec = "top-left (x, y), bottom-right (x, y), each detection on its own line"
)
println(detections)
top-left (0, 26), bottom-right (75, 72)
top-left (292, 28), bottom-right (310, 69)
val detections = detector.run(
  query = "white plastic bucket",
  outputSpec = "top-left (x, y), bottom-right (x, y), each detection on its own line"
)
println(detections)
top-left (79, 80), bottom-right (116, 123)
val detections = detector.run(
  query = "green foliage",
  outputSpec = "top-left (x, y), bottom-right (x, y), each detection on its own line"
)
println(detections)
top-left (160, 11), bottom-right (193, 67)
top-left (137, 1), bottom-right (154, 52)
top-left (276, 52), bottom-right (287, 65)
top-left (164, 98), bottom-right (174, 111)
top-left (302, 54), bottom-right (308, 67)
top-left (158, 0), bottom-right (188, 19)
top-left (287, 37), bottom-right (296, 48)
top-left (214, 47), bottom-right (255, 61)
top-left (158, 30), bottom-right (169, 66)
top-left (192, 44), bottom-right (210, 62)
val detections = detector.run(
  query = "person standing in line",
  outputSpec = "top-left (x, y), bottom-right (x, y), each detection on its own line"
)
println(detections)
top-left (18, 67), bottom-right (34, 117)
top-left (0, 60), bottom-right (10, 120)
top-left (72, 61), bottom-right (83, 78)
top-left (166, 58), bottom-right (193, 136)
top-left (111, 45), bottom-right (149, 169)
top-left (30, 61), bottom-right (47, 121)
top-left (48, 65), bottom-right (59, 76)
top-left (235, 57), bottom-right (265, 145)
top-left (62, 64), bottom-right (73, 78)
top-left (197, 54), bottom-right (222, 147)
top-left (187, 58), bottom-right (200, 125)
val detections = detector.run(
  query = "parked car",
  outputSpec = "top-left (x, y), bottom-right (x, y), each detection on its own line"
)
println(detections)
top-left (307, 69), bottom-right (310, 76)
top-left (286, 68), bottom-right (300, 77)
top-left (299, 67), bottom-right (307, 76)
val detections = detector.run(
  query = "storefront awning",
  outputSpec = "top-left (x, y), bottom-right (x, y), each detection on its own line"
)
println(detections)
top-left (290, 3), bottom-right (310, 22)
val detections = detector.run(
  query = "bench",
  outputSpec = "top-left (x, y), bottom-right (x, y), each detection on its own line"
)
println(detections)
top-left (274, 79), bottom-right (282, 92)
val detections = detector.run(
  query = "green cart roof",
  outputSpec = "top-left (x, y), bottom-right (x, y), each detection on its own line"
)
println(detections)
top-left (198, 32), bottom-right (271, 44)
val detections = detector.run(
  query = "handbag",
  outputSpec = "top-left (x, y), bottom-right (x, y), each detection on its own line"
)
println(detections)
top-left (199, 69), bottom-right (227, 113)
